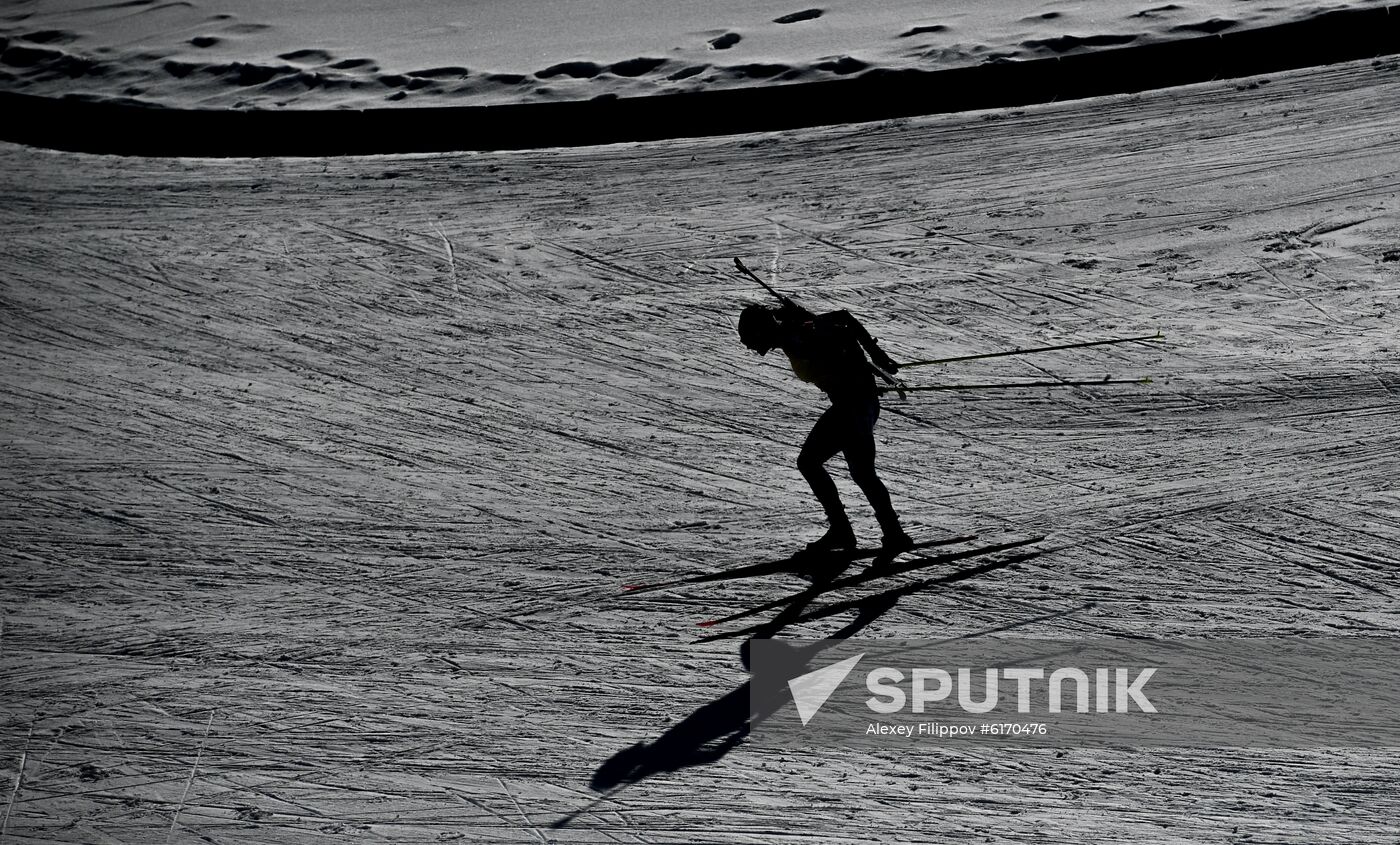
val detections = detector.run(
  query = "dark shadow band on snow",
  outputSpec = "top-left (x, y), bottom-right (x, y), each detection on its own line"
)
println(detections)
top-left (3, 7), bottom-right (1398, 157)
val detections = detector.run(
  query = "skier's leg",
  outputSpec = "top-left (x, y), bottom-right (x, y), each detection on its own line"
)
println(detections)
top-left (798, 406), bottom-right (855, 547)
top-left (842, 403), bottom-right (910, 548)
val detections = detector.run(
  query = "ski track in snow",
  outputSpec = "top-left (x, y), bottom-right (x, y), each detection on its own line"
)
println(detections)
top-left (3, 58), bottom-right (1400, 841)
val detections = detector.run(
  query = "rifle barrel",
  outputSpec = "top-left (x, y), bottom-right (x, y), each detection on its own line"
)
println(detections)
top-left (733, 257), bottom-right (790, 304)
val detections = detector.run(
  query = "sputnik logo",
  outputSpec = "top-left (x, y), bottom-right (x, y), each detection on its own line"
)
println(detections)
top-left (788, 653), bottom-right (865, 725)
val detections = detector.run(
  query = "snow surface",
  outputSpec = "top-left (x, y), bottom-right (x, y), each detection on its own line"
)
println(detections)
top-left (0, 0), bottom-right (1393, 107)
top-left (3, 53), bottom-right (1400, 840)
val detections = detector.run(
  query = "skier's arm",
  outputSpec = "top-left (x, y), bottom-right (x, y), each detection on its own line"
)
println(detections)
top-left (827, 309), bottom-right (900, 373)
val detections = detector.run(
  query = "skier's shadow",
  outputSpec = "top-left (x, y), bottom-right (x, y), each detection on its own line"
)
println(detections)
top-left (554, 555), bottom-right (897, 828)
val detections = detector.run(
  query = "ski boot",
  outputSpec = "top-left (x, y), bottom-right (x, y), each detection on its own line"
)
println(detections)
top-left (804, 523), bottom-right (857, 555)
top-left (879, 527), bottom-right (915, 554)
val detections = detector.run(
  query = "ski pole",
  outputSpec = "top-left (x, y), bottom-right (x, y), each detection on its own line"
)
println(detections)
top-left (899, 332), bottom-right (1164, 369)
top-left (879, 377), bottom-right (1153, 393)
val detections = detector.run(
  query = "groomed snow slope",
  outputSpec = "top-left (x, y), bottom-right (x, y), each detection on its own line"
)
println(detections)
top-left (3, 57), bottom-right (1400, 843)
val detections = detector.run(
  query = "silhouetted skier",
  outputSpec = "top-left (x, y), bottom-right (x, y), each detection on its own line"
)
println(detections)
top-left (738, 300), bottom-right (912, 553)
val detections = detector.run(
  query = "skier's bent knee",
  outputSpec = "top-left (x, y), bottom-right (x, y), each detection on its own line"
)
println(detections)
top-left (848, 463), bottom-right (879, 486)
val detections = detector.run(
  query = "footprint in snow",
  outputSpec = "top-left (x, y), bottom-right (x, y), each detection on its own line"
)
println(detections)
top-left (774, 9), bottom-right (823, 24)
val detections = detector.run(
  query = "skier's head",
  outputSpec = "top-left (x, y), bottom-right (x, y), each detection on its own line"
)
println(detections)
top-left (738, 304), bottom-right (779, 355)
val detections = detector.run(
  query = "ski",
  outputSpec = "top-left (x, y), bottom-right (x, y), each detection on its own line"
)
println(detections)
top-left (621, 535), bottom-right (977, 595)
top-left (696, 535), bottom-right (1044, 628)
top-left (693, 549), bottom-right (1043, 643)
